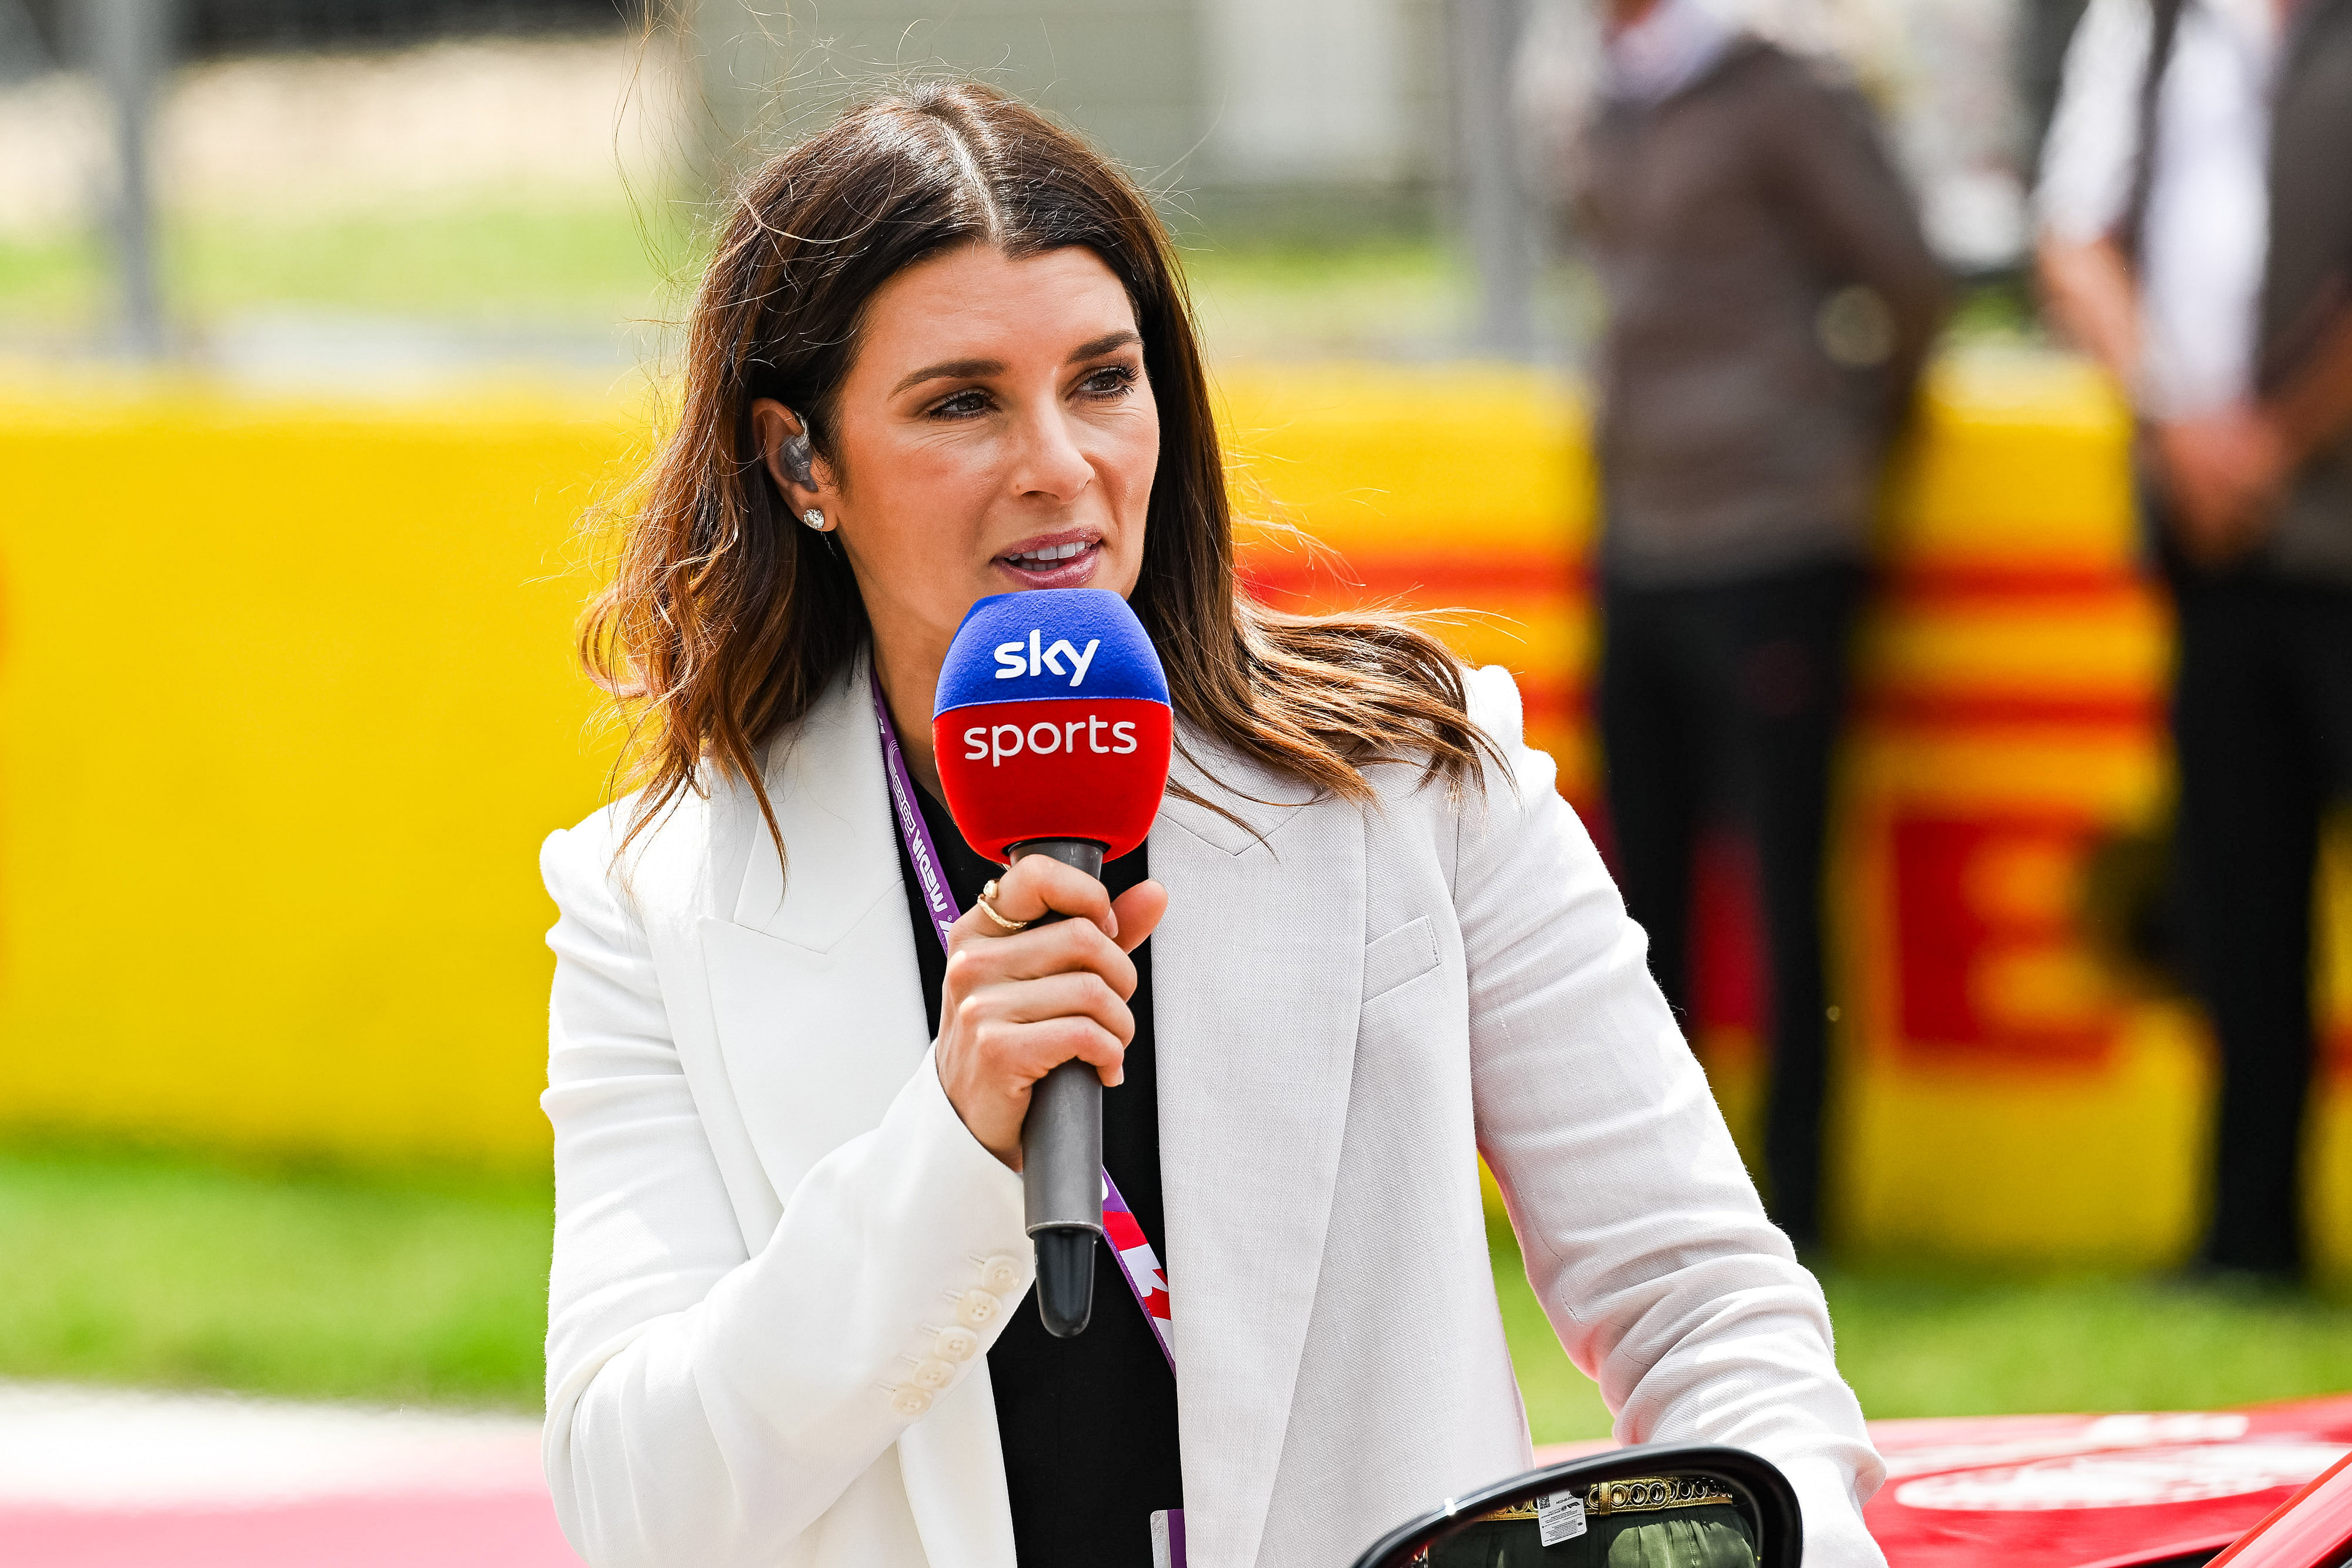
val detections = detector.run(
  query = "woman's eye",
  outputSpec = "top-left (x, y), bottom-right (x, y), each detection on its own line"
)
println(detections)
top-left (930, 389), bottom-right (990, 419)
top-left (1080, 365), bottom-right (1137, 399)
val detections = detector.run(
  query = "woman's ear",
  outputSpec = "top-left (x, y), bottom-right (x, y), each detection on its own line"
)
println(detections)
top-left (750, 399), bottom-right (826, 509)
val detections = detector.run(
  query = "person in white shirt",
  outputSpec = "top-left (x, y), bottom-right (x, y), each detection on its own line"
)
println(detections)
top-left (2038, 0), bottom-right (2352, 1282)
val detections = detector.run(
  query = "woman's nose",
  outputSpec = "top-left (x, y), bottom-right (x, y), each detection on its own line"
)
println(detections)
top-left (1007, 403), bottom-right (1094, 503)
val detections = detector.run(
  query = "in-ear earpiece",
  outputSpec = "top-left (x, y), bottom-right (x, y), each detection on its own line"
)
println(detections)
top-left (776, 409), bottom-right (817, 490)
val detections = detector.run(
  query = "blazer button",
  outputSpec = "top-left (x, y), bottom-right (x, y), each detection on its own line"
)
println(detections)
top-left (888, 1386), bottom-right (933, 1419)
top-left (956, 1289), bottom-right (1000, 1328)
top-left (911, 1359), bottom-right (956, 1390)
top-left (980, 1254), bottom-right (1024, 1295)
top-left (935, 1326), bottom-right (980, 1362)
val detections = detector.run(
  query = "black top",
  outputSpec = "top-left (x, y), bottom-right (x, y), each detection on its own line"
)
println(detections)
top-left (890, 775), bottom-right (1183, 1567)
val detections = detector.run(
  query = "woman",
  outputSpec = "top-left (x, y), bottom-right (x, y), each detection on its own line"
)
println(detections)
top-left (541, 81), bottom-right (1886, 1568)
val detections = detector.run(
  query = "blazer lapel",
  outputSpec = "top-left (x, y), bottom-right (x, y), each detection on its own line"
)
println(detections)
top-left (729, 656), bottom-right (904, 948)
top-left (701, 656), bottom-right (934, 1213)
top-left (1151, 730), bottom-right (1365, 1568)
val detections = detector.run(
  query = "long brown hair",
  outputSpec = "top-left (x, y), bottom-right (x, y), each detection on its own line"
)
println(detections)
top-left (585, 80), bottom-right (1491, 852)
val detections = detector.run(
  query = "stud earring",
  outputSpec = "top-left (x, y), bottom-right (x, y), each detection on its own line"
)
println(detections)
top-left (801, 509), bottom-right (827, 531)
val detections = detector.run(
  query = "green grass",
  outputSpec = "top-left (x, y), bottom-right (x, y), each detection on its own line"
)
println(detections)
top-left (0, 1142), bottom-right (550, 1409)
top-left (4, 1141), bottom-right (2347, 1435)
top-left (0, 194), bottom-right (703, 335)
top-left (1490, 1210), bottom-right (2352, 1445)
top-left (0, 195), bottom-right (1476, 357)
top-left (1178, 237), bottom-right (1473, 357)
top-left (0, 227), bottom-right (107, 329)
top-left (173, 197), bottom-right (703, 323)
top-left (1822, 1267), bottom-right (2352, 1421)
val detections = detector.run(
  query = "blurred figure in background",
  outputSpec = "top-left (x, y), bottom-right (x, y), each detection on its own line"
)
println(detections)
top-left (2038, 0), bottom-right (2352, 1285)
top-left (1571, 0), bottom-right (1946, 1252)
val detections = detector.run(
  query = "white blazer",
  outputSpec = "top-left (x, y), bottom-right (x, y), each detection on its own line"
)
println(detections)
top-left (539, 656), bottom-right (1888, 1568)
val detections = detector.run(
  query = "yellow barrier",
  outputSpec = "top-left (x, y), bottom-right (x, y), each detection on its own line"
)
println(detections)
top-left (0, 385), bottom-right (631, 1166)
top-left (1, 359), bottom-right (2343, 1274)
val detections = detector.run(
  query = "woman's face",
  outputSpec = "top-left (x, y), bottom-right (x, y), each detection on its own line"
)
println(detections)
top-left (756, 243), bottom-right (1158, 676)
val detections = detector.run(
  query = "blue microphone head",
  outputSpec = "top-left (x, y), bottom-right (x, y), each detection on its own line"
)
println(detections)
top-left (933, 589), bottom-right (1170, 711)
top-left (933, 589), bottom-right (1174, 861)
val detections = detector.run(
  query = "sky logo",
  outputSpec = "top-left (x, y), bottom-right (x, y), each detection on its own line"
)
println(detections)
top-left (995, 630), bottom-right (1101, 686)
top-left (933, 589), bottom-right (1173, 862)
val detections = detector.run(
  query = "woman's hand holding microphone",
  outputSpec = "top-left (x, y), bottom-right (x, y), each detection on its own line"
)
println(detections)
top-left (934, 854), bottom-right (1168, 1169)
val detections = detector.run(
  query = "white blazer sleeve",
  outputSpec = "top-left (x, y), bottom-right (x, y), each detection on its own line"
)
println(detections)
top-left (538, 818), bottom-right (1033, 1568)
top-left (1455, 667), bottom-right (1888, 1568)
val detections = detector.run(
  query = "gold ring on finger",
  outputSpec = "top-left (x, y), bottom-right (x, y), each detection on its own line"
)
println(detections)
top-left (975, 881), bottom-right (1030, 934)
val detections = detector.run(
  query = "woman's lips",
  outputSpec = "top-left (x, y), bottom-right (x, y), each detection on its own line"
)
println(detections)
top-left (995, 539), bottom-right (1102, 589)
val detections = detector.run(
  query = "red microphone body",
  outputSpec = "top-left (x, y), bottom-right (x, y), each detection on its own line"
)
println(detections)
top-left (933, 589), bottom-right (1172, 1337)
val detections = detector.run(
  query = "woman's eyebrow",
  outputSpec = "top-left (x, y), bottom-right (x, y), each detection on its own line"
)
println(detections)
top-left (890, 332), bottom-right (1138, 396)
top-left (1067, 330), bottom-right (1141, 362)
top-left (891, 357), bottom-right (1003, 394)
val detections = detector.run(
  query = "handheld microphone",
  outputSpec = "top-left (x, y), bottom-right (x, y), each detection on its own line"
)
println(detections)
top-left (933, 589), bottom-right (1172, 1338)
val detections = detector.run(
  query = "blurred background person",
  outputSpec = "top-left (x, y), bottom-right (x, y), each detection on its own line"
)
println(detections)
top-left (2037, 0), bottom-right (2352, 1286)
top-left (1569, 0), bottom-right (1946, 1252)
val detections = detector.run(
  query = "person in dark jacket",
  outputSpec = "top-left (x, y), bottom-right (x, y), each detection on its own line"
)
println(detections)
top-left (2039, 0), bottom-right (2352, 1284)
top-left (1572, 0), bottom-right (1947, 1252)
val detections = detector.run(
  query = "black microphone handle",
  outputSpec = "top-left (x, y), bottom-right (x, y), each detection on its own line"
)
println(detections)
top-left (1009, 837), bottom-right (1107, 1338)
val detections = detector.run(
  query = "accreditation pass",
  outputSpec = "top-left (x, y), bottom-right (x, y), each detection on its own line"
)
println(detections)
top-left (1537, 1492), bottom-right (1588, 1546)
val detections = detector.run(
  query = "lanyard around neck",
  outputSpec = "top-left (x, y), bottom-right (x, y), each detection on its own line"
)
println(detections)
top-left (871, 674), bottom-right (1177, 1373)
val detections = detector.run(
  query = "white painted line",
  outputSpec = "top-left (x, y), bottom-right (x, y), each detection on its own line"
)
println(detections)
top-left (0, 1382), bottom-right (544, 1512)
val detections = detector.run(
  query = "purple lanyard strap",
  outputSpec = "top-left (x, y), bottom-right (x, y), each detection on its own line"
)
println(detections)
top-left (873, 677), bottom-right (1177, 1375)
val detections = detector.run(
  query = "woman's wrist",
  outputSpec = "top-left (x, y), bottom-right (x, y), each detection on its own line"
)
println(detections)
top-left (936, 1045), bottom-right (1024, 1170)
